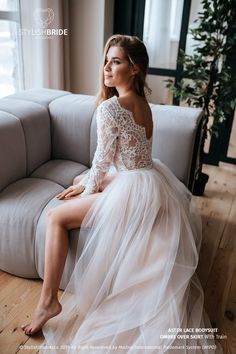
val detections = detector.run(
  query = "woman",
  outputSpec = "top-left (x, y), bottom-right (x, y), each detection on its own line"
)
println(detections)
top-left (22, 35), bottom-right (221, 353)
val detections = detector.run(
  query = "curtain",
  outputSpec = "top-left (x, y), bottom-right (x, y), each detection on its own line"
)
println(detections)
top-left (143, 0), bottom-right (184, 69)
top-left (19, 0), bottom-right (70, 90)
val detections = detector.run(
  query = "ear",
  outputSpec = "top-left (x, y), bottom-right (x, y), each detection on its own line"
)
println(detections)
top-left (131, 64), bottom-right (139, 75)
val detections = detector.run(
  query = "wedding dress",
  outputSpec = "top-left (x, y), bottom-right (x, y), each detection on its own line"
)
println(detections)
top-left (41, 96), bottom-right (222, 353)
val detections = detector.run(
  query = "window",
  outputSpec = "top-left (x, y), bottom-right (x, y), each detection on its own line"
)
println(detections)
top-left (143, 0), bottom-right (184, 69)
top-left (0, 0), bottom-right (23, 98)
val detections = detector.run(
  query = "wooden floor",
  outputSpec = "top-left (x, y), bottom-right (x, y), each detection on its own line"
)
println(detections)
top-left (0, 162), bottom-right (236, 354)
top-left (193, 162), bottom-right (236, 354)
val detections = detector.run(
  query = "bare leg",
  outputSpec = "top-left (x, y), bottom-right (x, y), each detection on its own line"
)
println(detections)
top-left (21, 193), bottom-right (100, 335)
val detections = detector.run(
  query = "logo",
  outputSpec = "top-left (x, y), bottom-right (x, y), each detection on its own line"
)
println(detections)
top-left (33, 8), bottom-right (54, 28)
top-left (19, 7), bottom-right (68, 38)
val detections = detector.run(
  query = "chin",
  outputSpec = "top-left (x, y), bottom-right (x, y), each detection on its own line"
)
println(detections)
top-left (104, 81), bottom-right (115, 88)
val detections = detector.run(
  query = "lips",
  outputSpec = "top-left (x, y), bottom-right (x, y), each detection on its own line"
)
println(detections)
top-left (104, 75), bottom-right (112, 78)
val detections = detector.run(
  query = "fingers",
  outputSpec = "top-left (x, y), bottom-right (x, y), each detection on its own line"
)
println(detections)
top-left (56, 186), bottom-right (73, 200)
top-left (56, 186), bottom-right (81, 200)
top-left (56, 190), bottom-right (69, 200)
top-left (62, 191), bottom-right (77, 199)
top-left (56, 191), bottom-right (67, 200)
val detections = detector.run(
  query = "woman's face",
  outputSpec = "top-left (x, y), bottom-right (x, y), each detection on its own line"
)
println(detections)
top-left (104, 46), bottom-right (135, 89)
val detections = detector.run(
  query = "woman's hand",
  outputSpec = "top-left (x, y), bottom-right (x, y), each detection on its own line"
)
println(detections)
top-left (56, 184), bottom-right (85, 200)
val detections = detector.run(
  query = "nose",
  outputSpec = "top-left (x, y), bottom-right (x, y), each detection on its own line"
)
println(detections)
top-left (104, 61), bottom-right (111, 72)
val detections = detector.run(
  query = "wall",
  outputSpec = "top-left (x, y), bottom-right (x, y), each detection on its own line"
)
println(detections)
top-left (69, 0), bottom-right (114, 95)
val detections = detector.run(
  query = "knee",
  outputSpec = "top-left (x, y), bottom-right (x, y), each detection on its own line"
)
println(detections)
top-left (46, 208), bottom-right (63, 227)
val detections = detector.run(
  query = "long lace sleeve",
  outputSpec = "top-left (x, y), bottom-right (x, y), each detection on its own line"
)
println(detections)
top-left (79, 102), bottom-right (118, 196)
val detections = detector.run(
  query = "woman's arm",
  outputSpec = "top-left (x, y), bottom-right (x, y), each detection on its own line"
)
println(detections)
top-left (56, 102), bottom-right (118, 200)
top-left (78, 102), bottom-right (118, 196)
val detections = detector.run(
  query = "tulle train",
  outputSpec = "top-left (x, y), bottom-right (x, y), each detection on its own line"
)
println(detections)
top-left (41, 159), bottom-right (222, 353)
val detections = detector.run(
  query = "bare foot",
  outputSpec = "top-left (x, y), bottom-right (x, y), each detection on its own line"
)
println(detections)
top-left (21, 298), bottom-right (62, 335)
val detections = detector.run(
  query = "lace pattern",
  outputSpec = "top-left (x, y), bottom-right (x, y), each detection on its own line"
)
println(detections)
top-left (80, 96), bottom-right (153, 196)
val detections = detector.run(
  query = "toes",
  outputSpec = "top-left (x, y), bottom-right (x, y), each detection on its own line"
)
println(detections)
top-left (21, 323), bottom-right (29, 330)
top-left (22, 324), bottom-right (32, 335)
top-left (25, 324), bottom-right (38, 336)
top-left (25, 327), bottom-right (32, 336)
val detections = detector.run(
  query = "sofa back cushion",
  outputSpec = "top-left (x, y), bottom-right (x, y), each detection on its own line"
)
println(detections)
top-left (0, 112), bottom-right (26, 191)
top-left (0, 98), bottom-right (51, 176)
top-left (6, 88), bottom-right (71, 107)
top-left (49, 94), bottom-right (96, 167)
top-left (89, 112), bottom-right (98, 165)
top-left (151, 104), bottom-right (202, 185)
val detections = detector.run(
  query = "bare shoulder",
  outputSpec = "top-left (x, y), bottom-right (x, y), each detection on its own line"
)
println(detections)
top-left (117, 94), bottom-right (153, 138)
top-left (118, 95), bottom-right (151, 115)
top-left (117, 95), bottom-right (134, 112)
top-left (118, 95), bottom-right (152, 123)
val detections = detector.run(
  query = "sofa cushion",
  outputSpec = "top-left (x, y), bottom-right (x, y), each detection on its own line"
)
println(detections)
top-left (49, 94), bottom-right (96, 167)
top-left (0, 112), bottom-right (26, 192)
top-left (0, 178), bottom-right (64, 278)
top-left (90, 112), bottom-right (98, 165)
top-left (6, 88), bottom-right (71, 107)
top-left (0, 98), bottom-right (51, 175)
top-left (150, 104), bottom-right (203, 185)
top-left (31, 159), bottom-right (89, 188)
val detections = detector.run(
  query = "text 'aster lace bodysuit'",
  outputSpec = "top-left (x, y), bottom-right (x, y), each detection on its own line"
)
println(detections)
top-left (79, 96), bottom-right (153, 196)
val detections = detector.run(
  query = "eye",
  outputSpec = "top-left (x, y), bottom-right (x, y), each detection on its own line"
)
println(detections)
top-left (113, 59), bottom-right (120, 65)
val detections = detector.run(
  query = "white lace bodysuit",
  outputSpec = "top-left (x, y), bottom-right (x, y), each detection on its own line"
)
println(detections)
top-left (80, 96), bottom-right (153, 196)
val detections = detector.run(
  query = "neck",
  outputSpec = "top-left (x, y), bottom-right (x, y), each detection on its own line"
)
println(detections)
top-left (116, 87), bottom-right (136, 98)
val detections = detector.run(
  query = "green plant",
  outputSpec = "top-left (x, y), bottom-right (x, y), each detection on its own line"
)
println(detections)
top-left (165, 0), bottom-right (236, 187)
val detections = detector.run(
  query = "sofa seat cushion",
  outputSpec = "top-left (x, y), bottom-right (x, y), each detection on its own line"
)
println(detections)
top-left (0, 178), bottom-right (63, 278)
top-left (31, 159), bottom-right (89, 188)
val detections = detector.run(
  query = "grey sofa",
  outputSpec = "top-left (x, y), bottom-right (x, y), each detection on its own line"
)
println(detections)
top-left (0, 88), bottom-right (203, 289)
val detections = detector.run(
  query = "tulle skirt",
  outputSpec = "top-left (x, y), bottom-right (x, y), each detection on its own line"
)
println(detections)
top-left (41, 159), bottom-right (222, 353)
